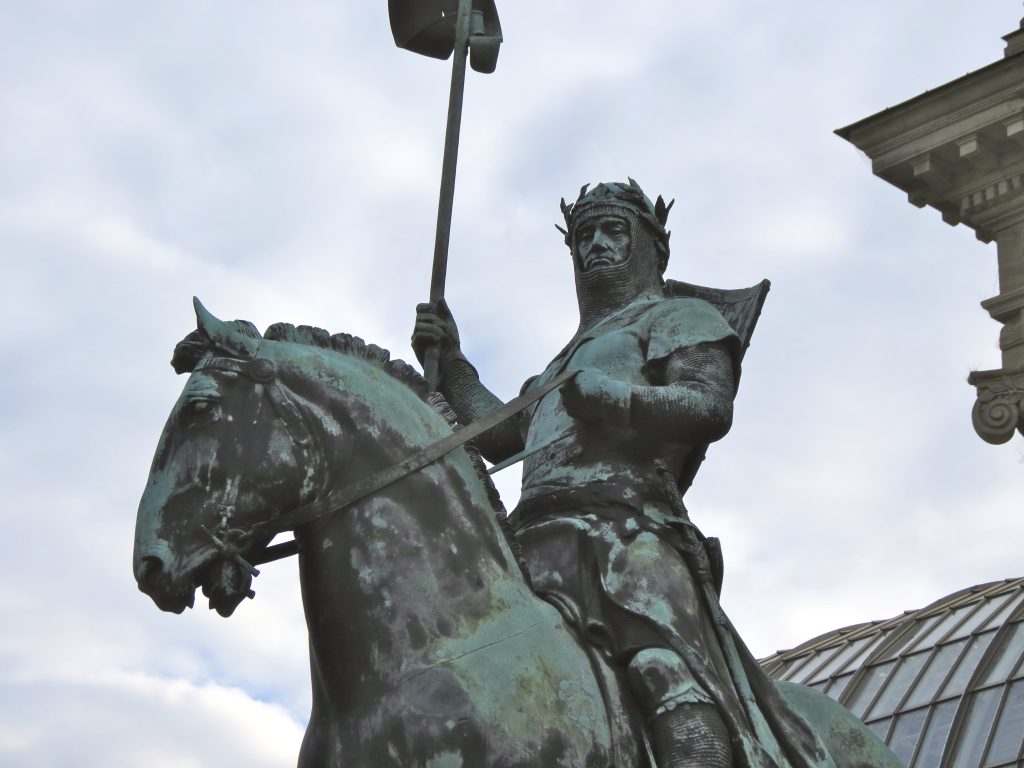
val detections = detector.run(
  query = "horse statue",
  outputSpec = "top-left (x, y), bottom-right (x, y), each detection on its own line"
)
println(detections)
top-left (133, 299), bottom-right (903, 768)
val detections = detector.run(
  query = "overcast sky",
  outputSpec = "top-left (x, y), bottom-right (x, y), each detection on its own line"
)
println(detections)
top-left (2, 1), bottom-right (1022, 766)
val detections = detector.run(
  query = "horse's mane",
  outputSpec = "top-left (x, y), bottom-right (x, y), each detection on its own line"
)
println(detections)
top-left (174, 319), bottom-right (445, 415)
top-left (171, 319), bottom-right (529, 579)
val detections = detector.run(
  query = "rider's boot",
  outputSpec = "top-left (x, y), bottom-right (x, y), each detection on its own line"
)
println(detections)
top-left (627, 647), bottom-right (732, 768)
top-left (648, 702), bottom-right (731, 768)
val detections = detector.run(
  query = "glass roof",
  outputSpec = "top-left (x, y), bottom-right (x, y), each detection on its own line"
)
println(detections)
top-left (760, 578), bottom-right (1024, 768)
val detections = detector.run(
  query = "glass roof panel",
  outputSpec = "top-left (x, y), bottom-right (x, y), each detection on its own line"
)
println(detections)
top-left (985, 679), bottom-right (1024, 765)
top-left (869, 651), bottom-right (930, 719)
top-left (888, 708), bottom-right (928, 766)
top-left (770, 658), bottom-right (796, 681)
top-left (826, 672), bottom-right (855, 700)
top-left (943, 630), bottom-right (997, 698)
top-left (912, 699), bottom-right (957, 768)
top-left (951, 688), bottom-right (1002, 768)
top-left (981, 622), bottom-right (1024, 686)
top-left (771, 660), bottom-right (798, 681)
top-left (849, 629), bottom-right (891, 668)
top-left (904, 639), bottom-right (967, 709)
top-left (886, 615), bottom-right (939, 657)
top-left (868, 717), bottom-right (892, 743)
top-left (796, 645), bottom-right (844, 683)
top-left (953, 594), bottom-right (1014, 639)
top-left (807, 636), bottom-right (873, 682)
top-left (914, 608), bottom-right (972, 650)
top-left (984, 590), bottom-right (1024, 631)
top-left (847, 660), bottom-right (896, 718)
top-left (779, 652), bottom-right (819, 682)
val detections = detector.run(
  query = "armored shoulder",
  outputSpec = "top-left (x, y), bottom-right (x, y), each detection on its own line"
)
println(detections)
top-left (643, 297), bottom-right (739, 363)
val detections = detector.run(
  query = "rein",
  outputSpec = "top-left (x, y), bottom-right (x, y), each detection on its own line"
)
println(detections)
top-left (196, 352), bottom-right (577, 573)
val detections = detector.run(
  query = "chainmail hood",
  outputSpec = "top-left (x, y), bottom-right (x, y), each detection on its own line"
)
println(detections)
top-left (557, 179), bottom-right (675, 330)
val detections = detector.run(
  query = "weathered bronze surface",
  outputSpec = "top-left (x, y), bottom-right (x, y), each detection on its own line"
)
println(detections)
top-left (133, 184), bottom-right (901, 767)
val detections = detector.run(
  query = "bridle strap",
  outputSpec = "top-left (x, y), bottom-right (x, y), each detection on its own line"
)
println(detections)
top-left (192, 353), bottom-right (322, 573)
top-left (194, 355), bottom-right (319, 458)
top-left (194, 354), bottom-right (274, 381)
top-left (249, 368), bottom-right (579, 540)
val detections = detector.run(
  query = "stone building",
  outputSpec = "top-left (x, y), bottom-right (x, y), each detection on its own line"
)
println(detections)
top-left (836, 16), bottom-right (1024, 445)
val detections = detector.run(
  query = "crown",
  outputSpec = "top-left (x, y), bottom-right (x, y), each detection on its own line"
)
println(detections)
top-left (556, 178), bottom-right (674, 250)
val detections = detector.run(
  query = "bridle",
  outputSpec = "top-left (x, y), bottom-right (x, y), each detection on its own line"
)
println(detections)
top-left (189, 352), bottom-right (326, 585)
top-left (188, 350), bottom-right (578, 595)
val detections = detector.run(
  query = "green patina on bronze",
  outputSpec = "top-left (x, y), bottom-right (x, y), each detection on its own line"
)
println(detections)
top-left (133, 180), bottom-right (903, 767)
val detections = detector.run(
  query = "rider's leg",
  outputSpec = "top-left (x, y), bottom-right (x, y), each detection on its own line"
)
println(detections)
top-left (627, 647), bottom-right (732, 768)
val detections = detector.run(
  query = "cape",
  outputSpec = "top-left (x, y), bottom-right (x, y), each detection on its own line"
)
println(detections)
top-left (665, 278), bottom-right (770, 496)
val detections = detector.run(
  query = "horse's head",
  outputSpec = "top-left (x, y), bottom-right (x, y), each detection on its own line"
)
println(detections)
top-left (133, 299), bottom-right (337, 617)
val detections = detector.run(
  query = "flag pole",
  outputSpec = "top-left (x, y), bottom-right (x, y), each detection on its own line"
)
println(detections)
top-left (423, 0), bottom-right (474, 390)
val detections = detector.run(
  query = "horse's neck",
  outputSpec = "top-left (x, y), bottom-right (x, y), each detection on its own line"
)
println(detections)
top-left (296, 446), bottom-right (539, 715)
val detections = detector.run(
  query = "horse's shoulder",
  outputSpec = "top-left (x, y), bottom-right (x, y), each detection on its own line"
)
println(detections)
top-left (775, 681), bottom-right (903, 768)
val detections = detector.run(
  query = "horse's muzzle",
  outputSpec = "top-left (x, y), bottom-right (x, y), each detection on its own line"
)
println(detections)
top-left (133, 545), bottom-right (196, 614)
top-left (136, 554), bottom-right (164, 587)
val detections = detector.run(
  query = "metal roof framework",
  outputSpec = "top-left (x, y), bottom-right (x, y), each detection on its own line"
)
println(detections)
top-left (761, 578), bottom-right (1024, 767)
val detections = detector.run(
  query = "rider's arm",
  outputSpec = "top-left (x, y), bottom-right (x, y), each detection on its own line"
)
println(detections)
top-left (635, 342), bottom-right (735, 442)
top-left (412, 301), bottom-right (526, 463)
top-left (440, 359), bottom-right (527, 463)
top-left (561, 299), bottom-right (740, 443)
top-left (563, 342), bottom-right (735, 444)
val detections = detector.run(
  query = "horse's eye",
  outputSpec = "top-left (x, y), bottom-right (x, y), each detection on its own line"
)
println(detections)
top-left (182, 398), bottom-right (220, 426)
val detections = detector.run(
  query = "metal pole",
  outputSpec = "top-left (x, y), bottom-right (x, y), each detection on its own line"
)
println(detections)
top-left (424, 0), bottom-right (473, 390)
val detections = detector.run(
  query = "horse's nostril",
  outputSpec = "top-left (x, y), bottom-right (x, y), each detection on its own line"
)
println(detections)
top-left (137, 555), bottom-right (165, 586)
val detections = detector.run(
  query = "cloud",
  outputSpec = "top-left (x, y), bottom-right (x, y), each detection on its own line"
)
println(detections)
top-left (745, 205), bottom-right (850, 259)
top-left (0, 673), bottom-right (303, 768)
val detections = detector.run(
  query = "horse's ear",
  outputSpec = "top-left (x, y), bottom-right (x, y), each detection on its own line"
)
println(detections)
top-left (193, 297), bottom-right (260, 358)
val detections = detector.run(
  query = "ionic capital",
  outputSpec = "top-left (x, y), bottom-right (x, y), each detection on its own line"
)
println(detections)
top-left (968, 368), bottom-right (1024, 443)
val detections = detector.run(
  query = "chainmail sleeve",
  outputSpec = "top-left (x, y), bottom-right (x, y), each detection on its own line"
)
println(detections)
top-left (440, 359), bottom-right (527, 464)
top-left (628, 342), bottom-right (736, 443)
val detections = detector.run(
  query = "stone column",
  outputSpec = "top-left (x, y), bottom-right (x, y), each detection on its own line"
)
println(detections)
top-left (970, 219), bottom-right (1024, 443)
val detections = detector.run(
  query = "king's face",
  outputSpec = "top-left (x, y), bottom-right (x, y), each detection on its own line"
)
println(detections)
top-left (575, 215), bottom-right (631, 272)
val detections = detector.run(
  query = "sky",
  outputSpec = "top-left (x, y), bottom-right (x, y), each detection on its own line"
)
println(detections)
top-left (1, 1), bottom-right (1022, 766)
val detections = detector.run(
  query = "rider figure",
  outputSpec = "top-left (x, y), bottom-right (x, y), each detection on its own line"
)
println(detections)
top-left (413, 181), bottom-right (832, 768)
